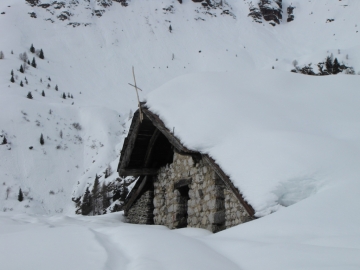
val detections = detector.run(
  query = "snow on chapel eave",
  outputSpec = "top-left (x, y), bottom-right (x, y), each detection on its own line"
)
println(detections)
top-left (117, 104), bottom-right (255, 217)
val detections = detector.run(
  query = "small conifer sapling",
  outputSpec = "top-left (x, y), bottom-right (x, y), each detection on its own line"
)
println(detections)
top-left (20, 81), bottom-right (23, 87)
top-left (11, 70), bottom-right (14, 76)
top-left (55, 85), bottom-right (58, 91)
top-left (31, 57), bottom-right (37, 68)
top-left (30, 44), bottom-right (35, 53)
top-left (2, 136), bottom-right (7, 145)
top-left (62, 93), bottom-right (66, 99)
top-left (20, 65), bottom-right (24, 73)
top-left (42, 90), bottom-right (45, 97)
top-left (18, 188), bottom-right (24, 202)
top-left (27, 92), bottom-right (33, 99)
top-left (10, 75), bottom-right (15, 83)
top-left (39, 49), bottom-right (44, 59)
top-left (40, 133), bottom-right (44, 145)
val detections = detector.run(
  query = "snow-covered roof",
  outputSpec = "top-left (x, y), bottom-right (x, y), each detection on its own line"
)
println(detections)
top-left (146, 71), bottom-right (360, 216)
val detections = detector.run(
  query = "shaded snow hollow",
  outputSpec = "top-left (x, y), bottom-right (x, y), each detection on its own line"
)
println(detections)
top-left (147, 71), bottom-right (360, 216)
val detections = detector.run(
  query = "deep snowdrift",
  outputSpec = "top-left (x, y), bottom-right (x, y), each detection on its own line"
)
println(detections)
top-left (147, 71), bottom-right (360, 216)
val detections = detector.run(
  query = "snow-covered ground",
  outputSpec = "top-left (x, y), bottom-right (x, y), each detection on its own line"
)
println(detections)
top-left (1, 0), bottom-right (360, 269)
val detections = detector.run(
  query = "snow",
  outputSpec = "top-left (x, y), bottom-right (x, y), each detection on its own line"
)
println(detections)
top-left (0, 0), bottom-right (360, 269)
top-left (147, 71), bottom-right (360, 216)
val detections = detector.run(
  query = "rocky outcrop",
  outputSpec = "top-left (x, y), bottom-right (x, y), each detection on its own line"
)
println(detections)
top-left (287, 5), bottom-right (295, 22)
top-left (258, 0), bottom-right (282, 25)
top-left (248, 1), bottom-right (297, 25)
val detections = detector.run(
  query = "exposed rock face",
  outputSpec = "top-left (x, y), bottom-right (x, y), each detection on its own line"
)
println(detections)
top-left (25, 0), bottom-right (40, 7)
top-left (258, 0), bottom-right (282, 25)
top-left (97, 0), bottom-right (112, 8)
top-left (248, 0), bottom-right (284, 26)
top-left (287, 5), bottom-right (295, 22)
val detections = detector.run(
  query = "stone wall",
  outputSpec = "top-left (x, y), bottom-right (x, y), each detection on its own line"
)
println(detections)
top-left (153, 152), bottom-right (251, 232)
top-left (127, 190), bottom-right (154, 224)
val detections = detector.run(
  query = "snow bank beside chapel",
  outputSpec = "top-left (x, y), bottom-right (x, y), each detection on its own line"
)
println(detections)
top-left (147, 71), bottom-right (360, 216)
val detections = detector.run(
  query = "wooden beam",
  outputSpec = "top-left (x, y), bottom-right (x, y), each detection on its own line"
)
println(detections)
top-left (118, 112), bottom-right (141, 173)
top-left (202, 154), bottom-right (255, 217)
top-left (144, 129), bottom-right (160, 167)
top-left (124, 176), bottom-right (148, 212)
top-left (119, 168), bottom-right (158, 177)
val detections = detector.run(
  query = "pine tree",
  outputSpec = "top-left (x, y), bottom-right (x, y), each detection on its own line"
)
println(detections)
top-left (81, 187), bottom-right (92, 215)
top-left (55, 85), bottom-right (58, 91)
top-left (10, 75), bottom-right (15, 83)
top-left (18, 188), bottom-right (24, 202)
top-left (42, 90), bottom-right (45, 97)
top-left (62, 93), bottom-right (66, 99)
top-left (104, 165), bottom-right (112, 178)
top-left (31, 57), bottom-right (37, 68)
top-left (325, 55), bottom-right (333, 74)
top-left (27, 60), bottom-right (30, 65)
top-left (40, 133), bottom-right (44, 145)
top-left (20, 81), bottom-right (23, 87)
top-left (20, 65), bottom-right (24, 73)
top-left (169, 25), bottom-right (172, 33)
top-left (101, 182), bottom-right (110, 212)
top-left (67, 93), bottom-right (70, 98)
top-left (25, 77), bottom-right (28, 84)
top-left (92, 175), bottom-right (100, 215)
top-left (333, 58), bottom-right (341, 74)
top-left (47, 83), bottom-right (50, 89)
top-left (30, 44), bottom-right (35, 53)
top-left (11, 70), bottom-right (14, 76)
top-left (2, 136), bottom-right (7, 145)
top-left (39, 49), bottom-right (44, 59)
top-left (71, 94), bottom-right (73, 99)
top-left (27, 92), bottom-right (33, 99)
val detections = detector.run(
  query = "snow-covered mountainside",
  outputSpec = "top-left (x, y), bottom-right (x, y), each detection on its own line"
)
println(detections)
top-left (1, 1), bottom-right (360, 268)
top-left (1, 0), bottom-right (359, 215)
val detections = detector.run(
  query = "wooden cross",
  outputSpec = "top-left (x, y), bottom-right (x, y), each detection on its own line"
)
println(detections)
top-left (128, 66), bottom-right (143, 122)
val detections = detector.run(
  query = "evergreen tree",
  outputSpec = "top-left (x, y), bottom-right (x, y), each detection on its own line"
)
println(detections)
top-left (20, 65), bottom-right (24, 73)
top-left (18, 188), bottom-right (24, 202)
top-left (40, 133), bottom-right (44, 145)
top-left (169, 25), bottom-right (172, 33)
top-left (101, 182), bottom-right (110, 212)
top-left (20, 81), bottom-right (23, 87)
top-left (71, 94), bottom-right (73, 99)
top-left (31, 57), bottom-right (37, 68)
top-left (2, 136), bottom-right (7, 145)
top-left (30, 44), bottom-right (35, 53)
top-left (11, 70), bottom-right (14, 76)
top-left (10, 75), bottom-right (15, 83)
top-left (325, 55), bottom-right (333, 74)
top-left (104, 165), bottom-right (112, 178)
top-left (62, 93), bottom-right (66, 99)
top-left (42, 90), bottom-right (45, 97)
top-left (55, 85), bottom-right (58, 91)
top-left (39, 49), bottom-right (44, 59)
top-left (25, 77), bottom-right (28, 84)
top-left (81, 187), bottom-right (92, 215)
top-left (47, 83), bottom-right (50, 89)
top-left (92, 175), bottom-right (100, 215)
top-left (27, 60), bottom-right (30, 65)
top-left (27, 92), bottom-right (33, 99)
top-left (333, 58), bottom-right (341, 74)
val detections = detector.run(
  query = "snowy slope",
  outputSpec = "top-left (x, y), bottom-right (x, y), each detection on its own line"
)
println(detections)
top-left (0, 0), bottom-right (360, 269)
